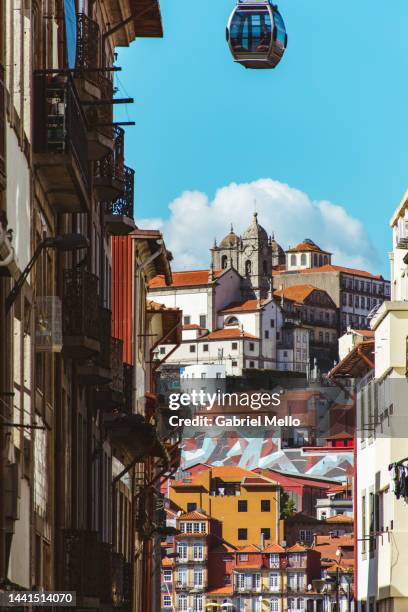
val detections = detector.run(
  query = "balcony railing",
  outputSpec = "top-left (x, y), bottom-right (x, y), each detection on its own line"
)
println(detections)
top-left (94, 126), bottom-right (125, 200)
top-left (62, 269), bottom-right (100, 358)
top-left (105, 166), bottom-right (136, 235)
top-left (62, 530), bottom-right (100, 597)
top-left (33, 74), bottom-right (89, 212)
top-left (76, 14), bottom-right (100, 80)
top-left (111, 338), bottom-right (124, 393)
top-left (123, 364), bottom-right (134, 414)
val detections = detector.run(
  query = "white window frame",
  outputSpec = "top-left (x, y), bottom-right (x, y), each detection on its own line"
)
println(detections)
top-left (163, 569), bottom-right (172, 583)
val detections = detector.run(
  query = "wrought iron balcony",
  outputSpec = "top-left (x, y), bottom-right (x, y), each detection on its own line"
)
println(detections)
top-left (77, 308), bottom-right (112, 385)
top-left (62, 269), bottom-right (100, 358)
top-left (123, 364), bottom-right (134, 414)
top-left (94, 126), bottom-right (125, 201)
top-left (105, 413), bottom-right (169, 464)
top-left (62, 530), bottom-right (100, 598)
top-left (33, 73), bottom-right (89, 213)
top-left (105, 166), bottom-right (136, 235)
top-left (93, 337), bottom-right (125, 407)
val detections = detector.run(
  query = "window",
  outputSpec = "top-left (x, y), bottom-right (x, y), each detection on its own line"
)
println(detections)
top-left (249, 361), bottom-right (255, 368)
top-left (299, 529), bottom-right (312, 544)
top-left (238, 500), bottom-right (248, 512)
top-left (190, 344), bottom-right (196, 353)
top-left (187, 502), bottom-right (197, 512)
top-left (184, 315), bottom-right (191, 325)
top-left (238, 528), bottom-right (247, 540)
top-left (290, 254), bottom-right (296, 266)
top-left (300, 253), bottom-right (307, 266)
top-left (193, 568), bottom-right (203, 586)
top-left (249, 342), bottom-right (255, 351)
top-left (203, 344), bottom-right (209, 352)
top-left (163, 595), bottom-right (172, 608)
top-left (232, 342), bottom-right (238, 350)
top-left (221, 255), bottom-right (228, 269)
top-left (325, 332), bottom-right (329, 343)
top-left (239, 553), bottom-right (248, 561)
top-left (201, 373), bottom-right (206, 379)
top-left (199, 314), bottom-right (207, 328)
top-left (163, 570), bottom-right (172, 582)
top-left (177, 568), bottom-right (187, 586)
top-left (265, 330), bottom-right (270, 339)
top-left (261, 528), bottom-right (271, 540)
top-left (245, 260), bottom-right (252, 276)
top-left (269, 599), bottom-right (279, 612)
top-left (348, 294), bottom-right (353, 306)
top-left (216, 372), bottom-right (222, 379)
top-left (261, 499), bottom-right (271, 512)
top-left (270, 319), bottom-right (275, 328)
top-left (160, 346), bottom-right (166, 355)
top-left (342, 293), bottom-right (347, 305)
top-left (194, 594), bottom-right (204, 612)
top-left (269, 553), bottom-right (280, 568)
top-left (355, 296), bottom-right (359, 307)
top-left (232, 361), bottom-right (238, 367)
top-left (269, 572), bottom-right (279, 590)
top-left (177, 594), bottom-right (188, 611)
top-left (297, 598), bottom-right (304, 610)
top-left (193, 543), bottom-right (204, 560)
top-left (252, 573), bottom-right (261, 590)
top-left (177, 542), bottom-right (188, 561)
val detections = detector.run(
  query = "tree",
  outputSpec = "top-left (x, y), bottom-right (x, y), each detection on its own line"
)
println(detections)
top-left (280, 491), bottom-right (296, 519)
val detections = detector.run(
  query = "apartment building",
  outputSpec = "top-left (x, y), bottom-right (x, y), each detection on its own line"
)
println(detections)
top-left (273, 240), bottom-right (390, 335)
top-left (329, 190), bottom-right (408, 612)
top-left (0, 2), bottom-right (182, 611)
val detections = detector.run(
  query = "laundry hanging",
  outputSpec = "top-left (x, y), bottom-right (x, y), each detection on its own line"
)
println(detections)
top-left (64, 0), bottom-right (77, 69)
top-left (388, 461), bottom-right (408, 500)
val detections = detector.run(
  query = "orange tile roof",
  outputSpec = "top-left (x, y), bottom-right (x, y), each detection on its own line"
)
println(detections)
top-left (325, 515), bottom-right (354, 524)
top-left (178, 511), bottom-right (208, 520)
top-left (149, 269), bottom-right (222, 288)
top-left (264, 544), bottom-right (286, 553)
top-left (206, 586), bottom-right (234, 595)
top-left (161, 558), bottom-right (173, 566)
top-left (274, 264), bottom-right (384, 280)
top-left (199, 328), bottom-right (259, 341)
top-left (273, 284), bottom-right (320, 303)
top-left (146, 299), bottom-right (179, 312)
top-left (287, 241), bottom-right (328, 254)
top-left (287, 543), bottom-right (308, 553)
top-left (237, 544), bottom-right (262, 553)
top-left (221, 299), bottom-right (269, 313)
top-left (350, 329), bottom-right (374, 337)
top-left (182, 323), bottom-right (206, 330)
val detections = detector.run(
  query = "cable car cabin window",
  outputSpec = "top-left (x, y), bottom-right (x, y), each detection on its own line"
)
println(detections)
top-left (230, 10), bottom-right (272, 53)
top-left (273, 10), bottom-right (286, 48)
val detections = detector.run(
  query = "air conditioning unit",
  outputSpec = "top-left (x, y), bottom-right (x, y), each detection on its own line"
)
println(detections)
top-left (35, 296), bottom-right (63, 353)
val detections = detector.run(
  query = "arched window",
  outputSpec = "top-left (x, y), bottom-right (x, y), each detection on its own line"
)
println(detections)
top-left (290, 254), bottom-right (296, 266)
top-left (225, 316), bottom-right (239, 326)
top-left (221, 255), bottom-right (228, 269)
top-left (245, 260), bottom-right (252, 276)
top-left (300, 253), bottom-right (307, 266)
top-left (313, 254), bottom-right (318, 267)
top-left (319, 255), bottom-right (323, 267)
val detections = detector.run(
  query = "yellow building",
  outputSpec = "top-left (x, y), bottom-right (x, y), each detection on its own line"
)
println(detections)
top-left (170, 466), bottom-right (283, 547)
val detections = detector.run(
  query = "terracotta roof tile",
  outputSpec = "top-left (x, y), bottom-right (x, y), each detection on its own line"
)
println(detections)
top-left (178, 511), bottom-right (208, 520)
top-left (222, 299), bottom-right (269, 313)
top-left (182, 323), bottom-right (206, 330)
top-left (146, 299), bottom-right (179, 312)
top-left (273, 284), bottom-right (321, 303)
top-left (350, 329), bottom-right (374, 337)
top-left (237, 544), bottom-right (262, 553)
top-left (287, 543), bottom-right (308, 553)
top-left (264, 544), bottom-right (286, 553)
top-left (274, 264), bottom-right (384, 280)
top-left (325, 515), bottom-right (354, 524)
top-left (149, 269), bottom-right (222, 288)
top-left (199, 328), bottom-right (259, 341)
top-left (206, 586), bottom-right (234, 595)
top-left (287, 241), bottom-right (329, 254)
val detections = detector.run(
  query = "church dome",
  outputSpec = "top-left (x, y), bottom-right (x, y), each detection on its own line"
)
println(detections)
top-left (271, 237), bottom-right (285, 264)
top-left (219, 225), bottom-right (239, 248)
top-left (242, 212), bottom-right (268, 243)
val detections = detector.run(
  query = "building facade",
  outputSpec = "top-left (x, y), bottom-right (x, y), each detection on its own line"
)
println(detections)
top-left (0, 2), bottom-right (179, 611)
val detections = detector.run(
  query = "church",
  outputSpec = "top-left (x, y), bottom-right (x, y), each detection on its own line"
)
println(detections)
top-left (148, 214), bottom-right (310, 376)
top-left (211, 212), bottom-right (285, 299)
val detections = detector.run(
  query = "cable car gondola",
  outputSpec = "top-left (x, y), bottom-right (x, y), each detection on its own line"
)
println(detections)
top-left (227, 0), bottom-right (287, 69)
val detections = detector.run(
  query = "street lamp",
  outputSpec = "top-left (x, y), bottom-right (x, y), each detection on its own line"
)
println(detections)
top-left (6, 233), bottom-right (89, 312)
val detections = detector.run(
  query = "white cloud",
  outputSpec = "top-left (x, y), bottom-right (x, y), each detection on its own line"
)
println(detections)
top-left (137, 178), bottom-right (379, 272)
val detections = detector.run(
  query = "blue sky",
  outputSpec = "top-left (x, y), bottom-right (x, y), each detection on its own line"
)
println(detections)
top-left (116, 0), bottom-right (408, 276)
